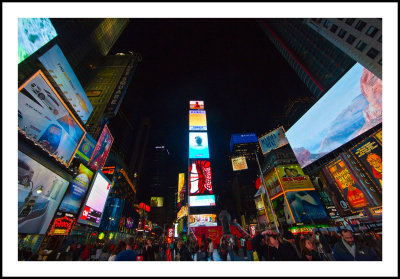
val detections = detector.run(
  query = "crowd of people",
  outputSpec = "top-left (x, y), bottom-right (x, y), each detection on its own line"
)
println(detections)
top-left (18, 228), bottom-right (382, 261)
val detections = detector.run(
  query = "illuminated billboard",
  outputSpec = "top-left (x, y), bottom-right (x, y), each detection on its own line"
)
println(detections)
top-left (78, 171), bottom-right (112, 227)
top-left (275, 164), bottom-right (315, 192)
top-left (189, 132), bottom-right (209, 159)
top-left (189, 195), bottom-right (216, 207)
top-left (230, 133), bottom-right (258, 152)
top-left (177, 205), bottom-right (188, 220)
top-left (190, 100), bottom-right (204, 110)
top-left (18, 70), bottom-right (86, 167)
top-left (286, 63), bottom-right (382, 168)
top-left (189, 160), bottom-right (213, 195)
top-left (373, 129), bottom-right (382, 144)
top-left (258, 126), bottom-right (289, 155)
top-left (150, 197), bottom-right (164, 207)
top-left (189, 214), bottom-right (217, 227)
top-left (18, 150), bottom-right (70, 234)
top-left (231, 156), bottom-right (248, 171)
top-left (189, 110), bottom-right (207, 131)
top-left (18, 18), bottom-right (57, 64)
top-left (58, 164), bottom-right (94, 215)
top-left (263, 170), bottom-right (282, 198)
top-left (177, 173), bottom-right (185, 206)
top-left (75, 134), bottom-right (97, 164)
top-left (271, 195), bottom-right (295, 226)
top-left (38, 44), bottom-right (93, 123)
top-left (88, 124), bottom-right (114, 171)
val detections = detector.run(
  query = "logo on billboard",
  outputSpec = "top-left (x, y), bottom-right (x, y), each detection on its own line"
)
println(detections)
top-left (189, 160), bottom-right (213, 195)
top-left (231, 156), bottom-right (248, 171)
top-left (258, 126), bottom-right (288, 155)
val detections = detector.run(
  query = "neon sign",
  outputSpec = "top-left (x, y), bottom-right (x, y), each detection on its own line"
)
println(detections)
top-left (49, 216), bottom-right (76, 236)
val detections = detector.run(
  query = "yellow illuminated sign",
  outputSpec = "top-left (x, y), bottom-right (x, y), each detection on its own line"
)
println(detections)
top-left (189, 110), bottom-right (207, 131)
top-left (276, 164), bottom-right (315, 192)
top-left (177, 173), bottom-right (185, 204)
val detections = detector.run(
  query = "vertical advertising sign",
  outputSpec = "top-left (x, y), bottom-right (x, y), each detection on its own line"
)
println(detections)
top-left (177, 173), bottom-right (185, 207)
top-left (189, 160), bottom-right (213, 195)
top-left (263, 170), bottom-right (282, 198)
top-left (249, 224), bottom-right (257, 238)
top-left (258, 126), bottom-right (289, 155)
top-left (373, 129), bottom-right (382, 144)
top-left (189, 110), bottom-right (207, 131)
top-left (271, 195), bottom-right (295, 225)
top-left (189, 132), bottom-right (210, 159)
top-left (75, 134), bottom-right (97, 163)
top-left (88, 125), bottom-right (114, 171)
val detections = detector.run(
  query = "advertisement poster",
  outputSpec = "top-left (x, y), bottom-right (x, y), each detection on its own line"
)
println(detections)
top-left (327, 158), bottom-right (370, 211)
top-left (373, 129), bottom-right (382, 144)
top-left (311, 177), bottom-right (340, 219)
top-left (271, 195), bottom-right (294, 225)
top-left (189, 195), bottom-right (216, 207)
top-left (285, 190), bottom-right (330, 223)
top-left (177, 173), bottom-right (185, 206)
top-left (75, 134), bottom-right (97, 163)
top-left (276, 164), bottom-right (315, 192)
top-left (88, 125), bottom-right (114, 171)
top-left (177, 205), bottom-right (188, 220)
top-left (286, 63), bottom-right (382, 168)
top-left (58, 164), bottom-right (93, 215)
top-left (18, 18), bottom-right (57, 64)
top-left (18, 150), bottom-right (70, 234)
top-left (99, 198), bottom-right (125, 232)
top-left (189, 214), bottom-right (217, 227)
top-left (189, 132), bottom-right (210, 159)
top-left (263, 169), bottom-right (282, 198)
top-left (231, 156), bottom-right (248, 171)
top-left (38, 44), bottom-right (93, 123)
top-left (254, 196), bottom-right (265, 212)
top-left (189, 100), bottom-right (204, 110)
top-left (78, 171), bottom-right (112, 227)
top-left (258, 126), bottom-right (289, 155)
top-left (350, 137), bottom-right (382, 189)
top-left (189, 160), bottom-right (213, 195)
top-left (189, 110), bottom-right (207, 131)
top-left (150, 197), bottom-right (164, 207)
top-left (18, 70), bottom-right (86, 167)
top-left (48, 213), bottom-right (76, 236)
top-left (249, 224), bottom-right (257, 238)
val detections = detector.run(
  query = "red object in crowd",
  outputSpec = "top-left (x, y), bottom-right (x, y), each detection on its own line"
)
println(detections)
top-left (246, 240), bottom-right (253, 251)
top-left (136, 255), bottom-right (143, 261)
top-left (255, 177), bottom-right (262, 190)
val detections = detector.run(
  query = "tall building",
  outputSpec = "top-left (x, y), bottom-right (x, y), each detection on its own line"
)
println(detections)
top-left (257, 18), bottom-right (356, 99)
top-left (230, 133), bottom-right (262, 162)
top-left (304, 18), bottom-right (382, 79)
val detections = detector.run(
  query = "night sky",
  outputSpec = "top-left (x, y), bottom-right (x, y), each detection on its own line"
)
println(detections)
top-left (109, 18), bottom-right (313, 206)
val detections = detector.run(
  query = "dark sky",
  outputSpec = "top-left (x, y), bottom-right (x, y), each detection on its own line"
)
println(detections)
top-left (109, 18), bottom-right (313, 205)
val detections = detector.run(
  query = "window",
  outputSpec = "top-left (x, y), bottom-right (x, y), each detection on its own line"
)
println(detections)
top-left (355, 40), bottom-right (368, 52)
top-left (366, 47), bottom-right (380, 59)
top-left (330, 24), bottom-right (338, 33)
top-left (346, 34), bottom-right (357, 45)
top-left (345, 18), bottom-right (355, 26)
top-left (378, 36), bottom-right (382, 43)
top-left (337, 29), bottom-right (347, 38)
top-left (366, 26), bottom-right (379, 38)
top-left (323, 20), bottom-right (331, 28)
top-left (355, 20), bottom-right (367, 31)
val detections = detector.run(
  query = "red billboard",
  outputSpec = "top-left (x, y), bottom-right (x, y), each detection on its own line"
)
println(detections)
top-left (88, 124), bottom-right (114, 171)
top-left (189, 160), bottom-right (213, 195)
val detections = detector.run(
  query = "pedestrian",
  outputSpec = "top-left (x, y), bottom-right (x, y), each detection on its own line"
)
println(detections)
top-left (227, 236), bottom-right (235, 261)
top-left (208, 238), bottom-right (214, 261)
top-left (115, 237), bottom-right (137, 261)
top-left (219, 238), bottom-right (228, 261)
top-left (300, 237), bottom-right (322, 261)
top-left (200, 234), bottom-right (208, 261)
top-left (108, 241), bottom-right (126, 261)
top-left (177, 240), bottom-right (193, 261)
top-left (282, 230), bottom-right (302, 260)
top-left (362, 230), bottom-right (382, 260)
top-left (80, 245), bottom-right (91, 261)
top-left (240, 236), bottom-right (246, 259)
top-left (251, 232), bottom-right (264, 261)
top-left (332, 229), bottom-right (379, 261)
top-left (143, 239), bottom-right (155, 261)
top-left (94, 244), bottom-right (103, 261)
top-left (99, 245), bottom-right (110, 261)
top-left (245, 236), bottom-right (254, 261)
top-left (265, 233), bottom-right (299, 261)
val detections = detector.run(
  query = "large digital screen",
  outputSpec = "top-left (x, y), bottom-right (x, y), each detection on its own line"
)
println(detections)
top-left (18, 18), bottom-right (58, 64)
top-left (275, 164), bottom-right (315, 192)
top-left (263, 170), bottom-right (282, 198)
top-left (75, 133), bottom-right (97, 163)
top-left (189, 214), bottom-right (217, 227)
top-left (258, 126), bottom-right (289, 155)
top-left (190, 100), bottom-right (204, 110)
top-left (38, 44), bottom-right (93, 123)
top-left (189, 132), bottom-right (209, 159)
top-left (271, 195), bottom-right (294, 226)
top-left (18, 150), bottom-right (70, 234)
top-left (286, 63), bottom-right (382, 168)
top-left (189, 160), bottom-right (213, 195)
top-left (285, 190), bottom-right (330, 223)
top-left (18, 70), bottom-right (86, 167)
top-left (231, 156), bottom-right (248, 171)
top-left (189, 110), bottom-right (207, 131)
top-left (189, 195), bottom-right (216, 207)
top-left (177, 173), bottom-right (185, 206)
top-left (230, 133), bottom-right (258, 152)
top-left (150, 197), bottom-right (164, 207)
top-left (78, 171), bottom-right (112, 227)
top-left (58, 164), bottom-right (94, 215)
top-left (177, 205), bottom-right (188, 220)
top-left (88, 125), bottom-right (114, 171)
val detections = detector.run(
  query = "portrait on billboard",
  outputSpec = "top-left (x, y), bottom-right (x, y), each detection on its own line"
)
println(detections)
top-left (190, 100), bottom-right (204, 110)
top-left (189, 132), bottom-right (210, 159)
top-left (18, 150), bottom-right (70, 234)
top-left (88, 125), bottom-right (114, 171)
top-left (276, 165), bottom-right (315, 192)
top-left (189, 160), bottom-right (213, 195)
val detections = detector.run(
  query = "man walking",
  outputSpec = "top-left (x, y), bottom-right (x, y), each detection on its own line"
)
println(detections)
top-left (115, 237), bottom-right (137, 261)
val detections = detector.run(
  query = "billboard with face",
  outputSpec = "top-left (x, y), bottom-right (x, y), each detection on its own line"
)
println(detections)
top-left (286, 63), bottom-right (382, 168)
top-left (285, 190), bottom-right (330, 223)
top-left (58, 164), bottom-right (93, 215)
top-left (258, 126), bottom-right (289, 155)
top-left (18, 150), bottom-right (70, 234)
top-left (275, 164), bottom-right (315, 192)
top-left (190, 100), bottom-right (204, 110)
top-left (75, 133), bottom-right (97, 163)
top-left (18, 18), bottom-right (57, 64)
top-left (189, 195), bottom-right (216, 207)
top-left (38, 44), bottom-right (93, 123)
top-left (189, 110), bottom-right (207, 131)
top-left (231, 156), bottom-right (248, 171)
top-left (189, 214), bottom-right (217, 227)
top-left (189, 160), bottom-right (213, 195)
top-left (88, 125), bottom-right (114, 171)
top-left (78, 171), bottom-right (112, 227)
top-left (189, 132), bottom-right (210, 159)
top-left (18, 70), bottom-right (86, 167)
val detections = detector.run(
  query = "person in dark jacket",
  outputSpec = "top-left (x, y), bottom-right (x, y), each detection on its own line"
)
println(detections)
top-left (143, 239), bottom-right (155, 261)
top-left (300, 237), bottom-right (322, 261)
top-left (282, 230), bottom-right (302, 260)
top-left (177, 240), bottom-right (193, 261)
top-left (332, 229), bottom-right (379, 261)
top-left (266, 234), bottom-right (300, 261)
top-left (251, 233), bottom-right (264, 261)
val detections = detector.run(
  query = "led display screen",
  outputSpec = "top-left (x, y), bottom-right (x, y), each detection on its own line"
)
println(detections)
top-left (88, 124), bottom-right (114, 171)
top-left (271, 195), bottom-right (294, 226)
top-left (58, 164), bottom-right (94, 215)
top-left (177, 173), bottom-right (185, 206)
top-left (258, 126), bottom-right (289, 155)
top-left (38, 44), bottom-right (93, 123)
top-left (189, 100), bottom-right (204, 110)
top-left (189, 110), bottom-right (207, 131)
top-left (189, 214), bottom-right (217, 227)
top-left (189, 195), bottom-right (216, 207)
top-left (231, 156), bottom-right (248, 171)
top-left (230, 133), bottom-right (258, 152)
top-left (18, 70), bottom-right (86, 167)
top-left (286, 63), bottom-right (382, 168)
top-left (18, 150), bottom-right (69, 234)
top-left (189, 160), bottom-right (213, 195)
top-left (275, 164), bottom-right (315, 192)
top-left (18, 18), bottom-right (58, 64)
top-left (177, 205), bottom-right (188, 220)
top-left (263, 170), bottom-right (282, 198)
top-left (75, 133), bottom-right (97, 163)
top-left (189, 132), bottom-right (209, 159)
top-left (150, 197), bottom-right (164, 207)
top-left (78, 171), bottom-right (112, 227)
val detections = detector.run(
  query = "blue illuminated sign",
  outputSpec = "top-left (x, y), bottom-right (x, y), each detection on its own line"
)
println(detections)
top-left (189, 132), bottom-right (210, 159)
top-left (189, 195), bottom-right (216, 207)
